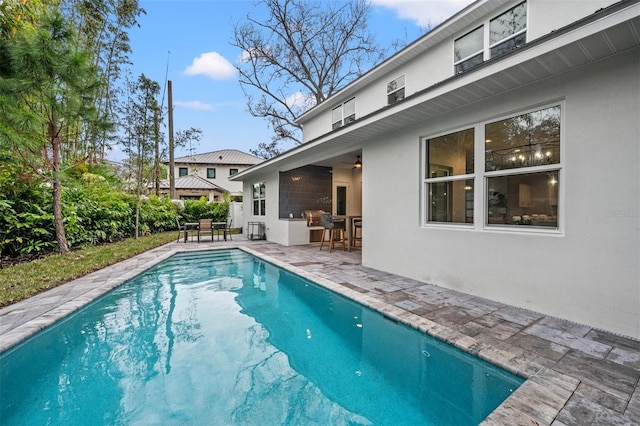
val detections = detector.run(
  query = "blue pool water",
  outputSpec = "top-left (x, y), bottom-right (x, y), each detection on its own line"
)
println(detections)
top-left (0, 249), bottom-right (523, 425)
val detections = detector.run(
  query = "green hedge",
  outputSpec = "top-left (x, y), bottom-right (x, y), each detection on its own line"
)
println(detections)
top-left (0, 166), bottom-right (228, 257)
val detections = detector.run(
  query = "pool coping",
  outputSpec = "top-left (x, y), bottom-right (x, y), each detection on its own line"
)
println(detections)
top-left (0, 243), bottom-right (610, 424)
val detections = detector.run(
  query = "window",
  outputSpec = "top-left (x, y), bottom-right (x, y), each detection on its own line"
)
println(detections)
top-left (425, 128), bottom-right (475, 224)
top-left (207, 168), bottom-right (216, 179)
top-left (453, 2), bottom-right (527, 73)
top-left (485, 105), bottom-right (560, 228)
top-left (454, 26), bottom-right (484, 74)
top-left (424, 104), bottom-right (561, 230)
top-left (229, 168), bottom-right (238, 176)
top-left (387, 75), bottom-right (405, 105)
top-left (490, 2), bottom-right (527, 59)
top-left (332, 98), bottom-right (356, 129)
top-left (179, 167), bottom-right (188, 177)
top-left (252, 182), bottom-right (266, 216)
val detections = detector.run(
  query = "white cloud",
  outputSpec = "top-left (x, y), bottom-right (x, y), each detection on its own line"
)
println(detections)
top-left (286, 91), bottom-right (316, 111)
top-left (183, 52), bottom-right (236, 80)
top-left (175, 100), bottom-right (214, 111)
top-left (371, 0), bottom-right (474, 28)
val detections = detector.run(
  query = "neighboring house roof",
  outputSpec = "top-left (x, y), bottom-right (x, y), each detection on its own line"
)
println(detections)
top-left (232, 0), bottom-right (639, 181)
top-left (172, 149), bottom-right (264, 166)
top-left (157, 175), bottom-right (229, 193)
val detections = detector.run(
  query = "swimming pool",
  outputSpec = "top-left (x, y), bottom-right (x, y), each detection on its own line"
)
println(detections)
top-left (0, 249), bottom-right (523, 425)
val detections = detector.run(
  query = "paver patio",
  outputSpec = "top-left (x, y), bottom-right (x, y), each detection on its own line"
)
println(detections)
top-left (1, 237), bottom-right (638, 425)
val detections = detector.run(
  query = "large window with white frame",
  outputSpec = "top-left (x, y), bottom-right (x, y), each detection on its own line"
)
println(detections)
top-left (387, 75), bottom-right (406, 105)
top-left (332, 98), bottom-right (356, 129)
top-left (424, 104), bottom-right (561, 230)
top-left (453, 1), bottom-right (527, 74)
top-left (252, 182), bottom-right (266, 216)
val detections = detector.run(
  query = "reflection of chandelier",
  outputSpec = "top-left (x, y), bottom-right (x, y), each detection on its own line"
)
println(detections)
top-left (486, 141), bottom-right (559, 171)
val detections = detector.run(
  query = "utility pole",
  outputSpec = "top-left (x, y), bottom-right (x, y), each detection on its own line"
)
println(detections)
top-left (154, 99), bottom-right (160, 196)
top-left (168, 80), bottom-right (175, 199)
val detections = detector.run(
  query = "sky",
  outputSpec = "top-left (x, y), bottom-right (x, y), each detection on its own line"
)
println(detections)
top-left (111, 0), bottom-right (474, 161)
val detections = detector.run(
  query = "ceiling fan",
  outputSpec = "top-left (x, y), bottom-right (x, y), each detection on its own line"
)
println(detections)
top-left (342, 155), bottom-right (362, 169)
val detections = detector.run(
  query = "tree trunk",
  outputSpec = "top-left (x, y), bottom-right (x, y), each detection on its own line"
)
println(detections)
top-left (52, 178), bottom-right (70, 254)
top-left (51, 132), bottom-right (70, 254)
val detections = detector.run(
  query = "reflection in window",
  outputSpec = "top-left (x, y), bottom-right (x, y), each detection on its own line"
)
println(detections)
top-left (428, 128), bottom-right (475, 177)
top-left (252, 182), bottom-right (266, 216)
top-left (490, 2), bottom-right (527, 58)
top-left (454, 26), bottom-right (484, 73)
top-left (487, 172), bottom-right (558, 228)
top-left (179, 167), bottom-right (188, 177)
top-left (207, 168), bottom-right (216, 179)
top-left (429, 179), bottom-right (474, 223)
top-left (229, 168), bottom-right (238, 176)
top-left (425, 128), bottom-right (475, 224)
top-left (332, 98), bottom-right (356, 129)
top-left (387, 75), bottom-right (406, 104)
top-left (485, 105), bottom-right (560, 172)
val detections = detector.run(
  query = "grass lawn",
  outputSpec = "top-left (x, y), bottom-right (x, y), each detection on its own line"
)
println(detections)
top-left (0, 232), bottom-right (177, 307)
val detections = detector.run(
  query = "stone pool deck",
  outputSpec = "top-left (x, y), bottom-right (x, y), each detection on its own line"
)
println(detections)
top-left (1, 238), bottom-right (639, 425)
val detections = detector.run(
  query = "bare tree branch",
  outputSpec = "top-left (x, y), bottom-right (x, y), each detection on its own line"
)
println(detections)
top-left (231, 0), bottom-right (383, 158)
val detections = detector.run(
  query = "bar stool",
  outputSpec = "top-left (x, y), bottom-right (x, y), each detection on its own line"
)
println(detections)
top-left (352, 219), bottom-right (362, 248)
top-left (320, 213), bottom-right (346, 253)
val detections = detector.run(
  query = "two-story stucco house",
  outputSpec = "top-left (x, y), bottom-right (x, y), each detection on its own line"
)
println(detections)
top-left (231, 0), bottom-right (640, 339)
top-left (162, 149), bottom-right (263, 201)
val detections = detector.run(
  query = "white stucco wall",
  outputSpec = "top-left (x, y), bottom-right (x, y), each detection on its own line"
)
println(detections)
top-left (362, 48), bottom-right (640, 339)
top-left (300, 0), bottom-right (621, 144)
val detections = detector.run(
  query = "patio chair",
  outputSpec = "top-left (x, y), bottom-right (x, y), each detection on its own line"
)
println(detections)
top-left (225, 218), bottom-right (233, 241)
top-left (320, 213), bottom-right (346, 253)
top-left (176, 219), bottom-right (188, 243)
top-left (197, 218), bottom-right (214, 242)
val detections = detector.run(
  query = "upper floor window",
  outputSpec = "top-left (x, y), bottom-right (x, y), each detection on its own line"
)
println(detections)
top-left (454, 26), bottom-right (483, 74)
top-left (178, 167), bottom-right (188, 177)
top-left (229, 168), bottom-right (239, 176)
top-left (252, 182), bottom-right (266, 216)
top-left (207, 168), bottom-right (216, 179)
top-left (490, 1), bottom-right (527, 58)
top-left (387, 75), bottom-right (405, 105)
top-left (454, 1), bottom-right (527, 74)
top-left (332, 98), bottom-right (356, 129)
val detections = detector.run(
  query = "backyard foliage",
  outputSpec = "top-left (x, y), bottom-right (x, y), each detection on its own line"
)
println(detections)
top-left (0, 1), bottom-right (213, 261)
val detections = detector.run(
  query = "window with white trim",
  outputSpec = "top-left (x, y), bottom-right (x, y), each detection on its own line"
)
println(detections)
top-left (453, 1), bottom-right (527, 74)
top-left (252, 182), bottom-right (266, 216)
top-left (425, 128), bottom-right (475, 224)
top-left (485, 105), bottom-right (560, 228)
top-left (424, 104), bottom-right (561, 230)
top-left (332, 98), bottom-right (356, 129)
top-left (490, 1), bottom-right (527, 58)
top-left (454, 26), bottom-right (483, 74)
top-left (387, 75), bottom-right (405, 105)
